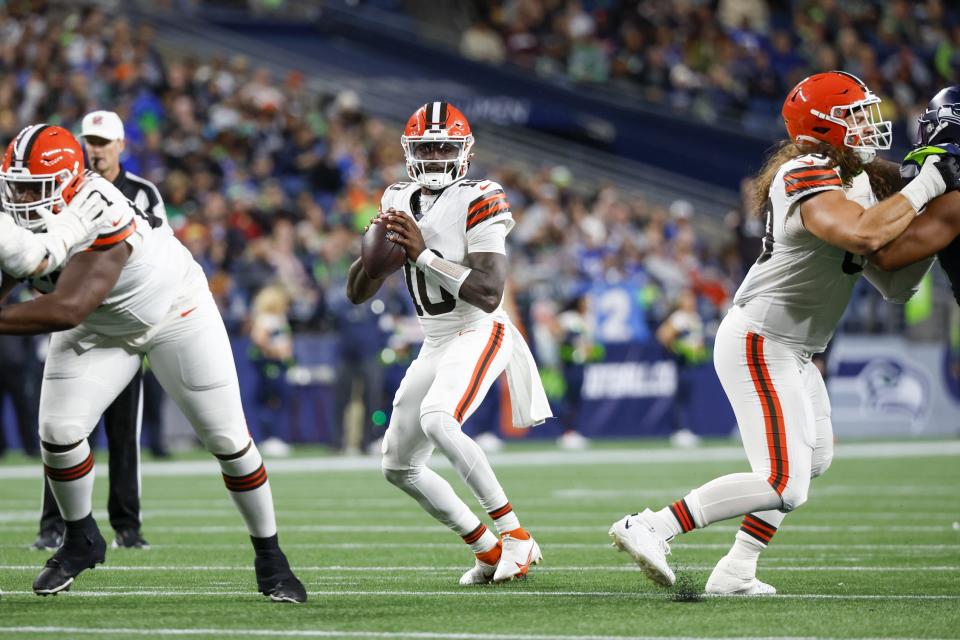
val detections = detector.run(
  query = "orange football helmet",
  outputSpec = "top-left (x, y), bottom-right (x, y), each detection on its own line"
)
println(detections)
top-left (401, 101), bottom-right (474, 189)
top-left (782, 71), bottom-right (891, 161)
top-left (0, 124), bottom-right (85, 230)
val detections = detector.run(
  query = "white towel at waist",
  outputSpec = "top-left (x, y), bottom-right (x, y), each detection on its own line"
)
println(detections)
top-left (504, 321), bottom-right (553, 428)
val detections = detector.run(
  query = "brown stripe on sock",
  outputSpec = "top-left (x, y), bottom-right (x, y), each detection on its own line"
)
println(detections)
top-left (223, 464), bottom-right (268, 492)
top-left (743, 514), bottom-right (777, 536)
top-left (45, 452), bottom-right (94, 482)
top-left (488, 502), bottom-right (513, 520)
top-left (740, 514), bottom-right (777, 544)
top-left (669, 499), bottom-right (695, 533)
top-left (461, 524), bottom-right (487, 545)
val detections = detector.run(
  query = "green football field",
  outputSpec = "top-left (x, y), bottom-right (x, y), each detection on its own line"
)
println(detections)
top-left (0, 440), bottom-right (958, 639)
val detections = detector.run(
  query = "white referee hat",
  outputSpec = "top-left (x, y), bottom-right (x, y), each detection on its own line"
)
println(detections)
top-left (80, 110), bottom-right (125, 141)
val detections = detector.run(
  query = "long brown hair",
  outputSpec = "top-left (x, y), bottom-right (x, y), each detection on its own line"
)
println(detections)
top-left (751, 141), bottom-right (903, 215)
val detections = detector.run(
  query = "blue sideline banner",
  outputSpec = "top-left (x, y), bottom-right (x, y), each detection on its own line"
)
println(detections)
top-left (573, 343), bottom-right (737, 439)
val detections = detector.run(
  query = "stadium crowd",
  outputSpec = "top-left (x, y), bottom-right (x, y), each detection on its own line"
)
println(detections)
top-left (0, 2), bottom-right (945, 454)
top-left (460, 0), bottom-right (960, 136)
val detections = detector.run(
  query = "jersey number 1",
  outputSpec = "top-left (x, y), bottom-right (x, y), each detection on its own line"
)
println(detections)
top-left (403, 255), bottom-right (456, 316)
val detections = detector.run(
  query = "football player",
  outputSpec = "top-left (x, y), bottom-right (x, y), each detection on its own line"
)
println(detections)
top-left (34, 110), bottom-right (164, 552)
top-left (608, 72), bottom-right (960, 594)
top-left (346, 102), bottom-right (552, 584)
top-left (871, 87), bottom-right (960, 306)
top-left (0, 124), bottom-right (306, 602)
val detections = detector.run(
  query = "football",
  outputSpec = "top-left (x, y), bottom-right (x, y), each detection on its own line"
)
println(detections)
top-left (361, 218), bottom-right (407, 279)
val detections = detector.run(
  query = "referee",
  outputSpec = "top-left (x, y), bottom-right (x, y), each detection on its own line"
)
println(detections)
top-left (33, 110), bottom-right (167, 551)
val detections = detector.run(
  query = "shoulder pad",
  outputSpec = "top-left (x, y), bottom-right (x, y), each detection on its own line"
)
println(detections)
top-left (385, 181), bottom-right (414, 192)
top-left (465, 181), bottom-right (510, 232)
top-left (781, 155), bottom-right (842, 201)
top-left (781, 153), bottom-right (835, 173)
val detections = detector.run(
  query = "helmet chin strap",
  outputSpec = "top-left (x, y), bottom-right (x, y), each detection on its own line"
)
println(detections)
top-left (853, 148), bottom-right (876, 164)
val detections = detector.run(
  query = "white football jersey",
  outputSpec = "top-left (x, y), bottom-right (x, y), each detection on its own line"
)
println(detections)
top-left (733, 153), bottom-right (876, 354)
top-left (28, 171), bottom-right (207, 336)
top-left (380, 179), bottom-right (515, 340)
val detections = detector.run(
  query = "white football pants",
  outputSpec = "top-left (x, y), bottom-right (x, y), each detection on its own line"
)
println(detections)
top-left (39, 293), bottom-right (249, 456)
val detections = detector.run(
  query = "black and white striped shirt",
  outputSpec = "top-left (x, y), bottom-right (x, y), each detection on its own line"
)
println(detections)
top-left (113, 166), bottom-right (166, 228)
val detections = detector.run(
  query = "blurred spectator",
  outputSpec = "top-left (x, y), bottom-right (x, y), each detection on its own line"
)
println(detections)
top-left (248, 284), bottom-right (294, 457)
top-left (0, 332), bottom-right (42, 458)
top-left (460, 18), bottom-right (508, 65)
top-left (656, 289), bottom-right (707, 449)
top-left (0, 1), bottom-right (945, 450)
top-left (465, 0), bottom-right (960, 136)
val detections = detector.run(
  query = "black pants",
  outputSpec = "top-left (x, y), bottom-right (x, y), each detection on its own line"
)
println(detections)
top-left (0, 364), bottom-right (41, 457)
top-left (333, 355), bottom-right (385, 451)
top-left (40, 369), bottom-right (143, 535)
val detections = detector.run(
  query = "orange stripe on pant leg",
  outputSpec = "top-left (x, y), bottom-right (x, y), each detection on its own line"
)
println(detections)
top-left (753, 335), bottom-right (789, 494)
top-left (745, 333), bottom-right (787, 495)
top-left (454, 322), bottom-right (504, 422)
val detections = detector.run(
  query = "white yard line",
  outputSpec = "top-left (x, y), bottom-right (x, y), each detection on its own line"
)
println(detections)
top-left (2, 542), bottom-right (956, 551)
top-left (0, 523), bottom-right (953, 534)
top-left (0, 627), bottom-right (951, 640)
top-left (0, 590), bottom-right (957, 601)
top-left (2, 564), bottom-right (957, 573)
top-left (0, 440), bottom-right (957, 480)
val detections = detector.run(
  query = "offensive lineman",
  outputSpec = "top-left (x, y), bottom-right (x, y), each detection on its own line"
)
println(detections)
top-left (608, 72), bottom-right (960, 594)
top-left (0, 124), bottom-right (305, 601)
top-left (35, 110), bottom-right (165, 551)
top-left (346, 102), bottom-right (552, 584)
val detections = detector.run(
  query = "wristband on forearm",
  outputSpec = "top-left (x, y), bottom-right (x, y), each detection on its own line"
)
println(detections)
top-left (415, 249), bottom-right (472, 298)
top-left (900, 157), bottom-right (947, 212)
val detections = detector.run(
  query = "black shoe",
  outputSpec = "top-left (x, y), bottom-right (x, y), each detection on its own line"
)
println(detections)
top-left (31, 530), bottom-right (64, 552)
top-left (254, 551), bottom-right (307, 603)
top-left (112, 529), bottom-right (150, 549)
top-left (33, 527), bottom-right (106, 596)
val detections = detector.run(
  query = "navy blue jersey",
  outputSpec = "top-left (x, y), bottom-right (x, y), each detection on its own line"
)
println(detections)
top-left (939, 237), bottom-right (960, 306)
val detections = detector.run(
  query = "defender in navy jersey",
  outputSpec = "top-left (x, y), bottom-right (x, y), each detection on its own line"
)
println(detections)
top-left (872, 87), bottom-right (960, 306)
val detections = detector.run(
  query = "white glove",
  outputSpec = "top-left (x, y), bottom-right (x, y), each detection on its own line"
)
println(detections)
top-left (0, 214), bottom-right (49, 278)
top-left (0, 190), bottom-right (106, 279)
top-left (900, 155), bottom-right (947, 212)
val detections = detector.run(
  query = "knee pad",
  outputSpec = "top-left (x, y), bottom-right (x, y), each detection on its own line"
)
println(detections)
top-left (202, 431), bottom-right (252, 458)
top-left (777, 477), bottom-right (810, 512)
top-left (39, 417), bottom-right (91, 447)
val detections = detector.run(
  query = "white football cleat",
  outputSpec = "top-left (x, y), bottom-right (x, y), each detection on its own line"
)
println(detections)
top-left (609, 510), bottom-right (675, 587)
top-left (492, 535), bottom-right (541, 583)
top-left (705, 555), bottom-right (776, 596)
top-left (459, 558), bottom-right (498, 585)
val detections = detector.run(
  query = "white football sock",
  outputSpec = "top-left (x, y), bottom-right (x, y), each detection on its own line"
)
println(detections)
top-left (217, 440), bottom-right (277, 538)
top-left (42, 439), bottom-right (95, 522)
top-left (652, 472), bottom-right (783, 539)
top-left (729, 510), bottom-right (785, 566)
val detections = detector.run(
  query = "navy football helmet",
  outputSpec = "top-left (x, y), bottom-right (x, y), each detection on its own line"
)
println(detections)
top-left (916, 86), bottom-right (960, 146)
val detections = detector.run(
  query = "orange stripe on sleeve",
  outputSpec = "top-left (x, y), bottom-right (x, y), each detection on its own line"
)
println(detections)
top-left (86, 219), bottom-right (136, 251)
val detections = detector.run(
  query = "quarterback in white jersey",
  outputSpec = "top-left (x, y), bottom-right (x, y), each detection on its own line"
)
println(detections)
top-left (0, 124), bottom-right (305, 602)
top-left (609, 72), bottom-right (960, 594)
top-left (347, 102), bottom-right (552, 585)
